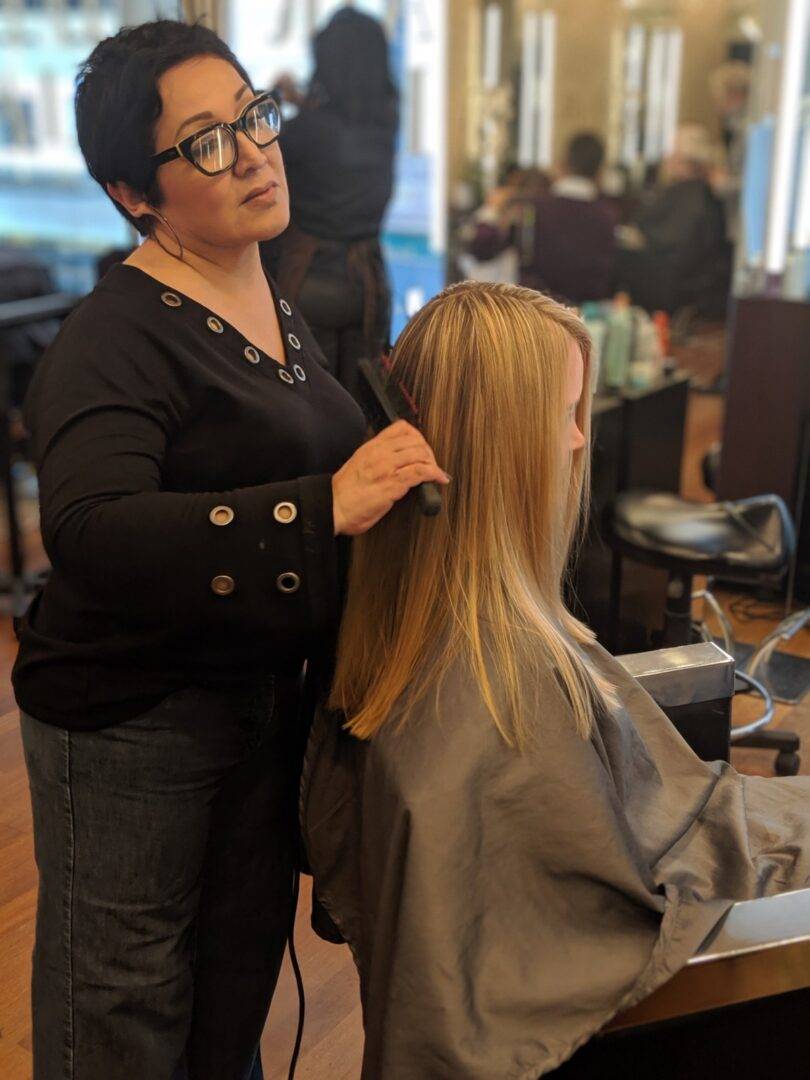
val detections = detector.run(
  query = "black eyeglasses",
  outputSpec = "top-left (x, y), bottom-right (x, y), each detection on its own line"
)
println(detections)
top-left (151, 92), bottom-right (282, 177)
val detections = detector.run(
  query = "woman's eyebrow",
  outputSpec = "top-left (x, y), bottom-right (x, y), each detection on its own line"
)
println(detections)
top-left (173, 83), bottom-right (252, 143)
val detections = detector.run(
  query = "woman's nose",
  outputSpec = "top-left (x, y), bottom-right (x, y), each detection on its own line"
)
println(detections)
top-left (233, 132), bottom-right (267, 174)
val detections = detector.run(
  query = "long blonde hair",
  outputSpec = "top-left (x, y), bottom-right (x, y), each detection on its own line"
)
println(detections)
top-left (330, 281), bottom-right (616, 748)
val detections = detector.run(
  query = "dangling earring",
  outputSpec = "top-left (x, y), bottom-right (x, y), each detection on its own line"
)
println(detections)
top-left (148, 207), bottom-right (185, 261)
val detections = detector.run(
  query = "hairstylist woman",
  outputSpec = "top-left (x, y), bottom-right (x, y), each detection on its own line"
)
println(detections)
top-left (12, 20), bottom-right (448, 1080)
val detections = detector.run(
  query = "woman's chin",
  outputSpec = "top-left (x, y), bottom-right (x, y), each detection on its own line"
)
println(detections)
top-left (247, 205), bottom-right (290, 243)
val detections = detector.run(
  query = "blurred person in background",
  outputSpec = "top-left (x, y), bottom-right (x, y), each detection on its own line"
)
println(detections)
top-left (263, 7), bottom-right (398, 401)
top-left (522, 132), bottom-right (616, 303)
top-left (711, 59), bottom-right (752, 160)
top-left (616, 124), bottom-right (731, 316)
top-left (457, 165), bottom-right (550, 284)
top-left (709, 59), bottom-right (752, 243)
top-left (460, 134), bottom-right (615, 304)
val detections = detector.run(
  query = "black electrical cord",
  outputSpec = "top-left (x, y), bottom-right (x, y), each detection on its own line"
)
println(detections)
top-left (287, 868), bottom-right (306, 1080)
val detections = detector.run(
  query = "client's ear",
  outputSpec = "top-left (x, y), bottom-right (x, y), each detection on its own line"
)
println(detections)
top-left (106, 181), bottom-right (152, 226)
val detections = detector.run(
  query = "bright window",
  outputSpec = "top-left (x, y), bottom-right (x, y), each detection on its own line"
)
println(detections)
top-left (0, 0), bottom-right (160, 293)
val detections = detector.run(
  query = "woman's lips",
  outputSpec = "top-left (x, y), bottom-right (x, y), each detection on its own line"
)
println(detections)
top-left (243, 182), bottom-right (279, 205)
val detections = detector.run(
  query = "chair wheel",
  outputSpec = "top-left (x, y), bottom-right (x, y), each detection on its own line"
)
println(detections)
top-left (775, 752), bottom-right (801, 776)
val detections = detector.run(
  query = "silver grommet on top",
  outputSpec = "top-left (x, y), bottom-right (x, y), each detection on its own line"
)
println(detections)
top-left (287, 333), bottom-right (301, 351)
top-left (161, 291), bottom-right (182, 308)
top-left (276, 571), bottom-right (301, 594)
top-left (206, 316), bottom-right (224, 334)
top-left (273, 501), bottom-right (298, 524)
top-left (279, 299), bottom-right (292, 316)
top-left (292, 363), bottom-right (306, 382)
top-left (209, 505), bottom-right (234, 527)
top-left (278, 368), bottom-right (295, 385)
top-left (244, 345), bottom-right (261, 365)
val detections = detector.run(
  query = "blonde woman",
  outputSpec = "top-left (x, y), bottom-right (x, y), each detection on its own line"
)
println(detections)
top-left (302, 282), bottom-right (810, 1079)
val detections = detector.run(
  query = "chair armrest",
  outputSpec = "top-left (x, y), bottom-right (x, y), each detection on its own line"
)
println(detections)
top-left (617, 641), bottom-right (735, 708)
top-left (617, 642), bottom-right (735, 762)
top-left (606, 889), bottom-right (810, 1031)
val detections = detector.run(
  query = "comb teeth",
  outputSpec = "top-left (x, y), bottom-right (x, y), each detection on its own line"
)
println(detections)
top-left (398, 382), bottom-right (419, 419)
top-left (379, 353), bottom-right (420, 422)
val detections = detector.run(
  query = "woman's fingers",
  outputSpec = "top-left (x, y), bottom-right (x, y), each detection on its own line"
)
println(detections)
top-left (366, 449), bottom-right (449, 485)
top-left (379, 421), bottom-right (443, 460)
top-left (392, 461), bottom-right (450, 495)
top-left (391, 440), bottom-right (434, 459)
top-left (374, 418), bottom-right (418, 441)
top-left (332, 420), bottom-right (448, 536)
top-left (388, 445), bottom-right (437, 471)
top-left (384, 433), bottom-right (435, 460)
top-left (375, 421), bottom-right (439, 457)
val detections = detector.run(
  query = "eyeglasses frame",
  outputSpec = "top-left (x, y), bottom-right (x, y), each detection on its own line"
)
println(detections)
top-left (150, 91), bottom-right (282, 178)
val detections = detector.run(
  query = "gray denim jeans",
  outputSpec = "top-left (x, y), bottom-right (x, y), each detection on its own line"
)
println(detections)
top-left (21, 675), bottom-right (301, 1080)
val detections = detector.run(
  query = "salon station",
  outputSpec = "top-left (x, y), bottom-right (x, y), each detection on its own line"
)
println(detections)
top-left (1, 0), bottom-right (810, 1077)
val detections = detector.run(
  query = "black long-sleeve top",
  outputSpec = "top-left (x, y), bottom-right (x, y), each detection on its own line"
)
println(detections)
top-left (12, 263), bottom-right (367, 730)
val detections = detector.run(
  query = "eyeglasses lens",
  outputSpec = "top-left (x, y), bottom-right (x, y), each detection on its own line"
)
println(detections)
top-left (189, 98), bottom-right (280, 175)
top-left (191, 127), bottom-right (236, 174)
top-left (245, 99), bottom-right (281, 144)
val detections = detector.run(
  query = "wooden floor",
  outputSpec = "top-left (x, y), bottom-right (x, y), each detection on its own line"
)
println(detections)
top-left (2, 324), bottom-right (809, 1077)
top-left (0, 613), bottom-right (365, 1080)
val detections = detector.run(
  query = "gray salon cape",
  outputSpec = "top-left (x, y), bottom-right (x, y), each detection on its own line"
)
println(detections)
top-left (301, 638), bottom-right (810, 1078)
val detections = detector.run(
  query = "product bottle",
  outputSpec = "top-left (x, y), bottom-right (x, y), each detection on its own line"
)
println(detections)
top-left (581, 301), bottom-right (607, 394)
top-left (627, 312), bottom-right (662, 389)
top-left (653, 310), bottom-right (676, 376)
top-left (602, 292), bottom-right (633, 390)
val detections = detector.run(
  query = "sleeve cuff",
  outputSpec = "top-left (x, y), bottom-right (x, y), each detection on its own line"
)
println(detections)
top-left (297, 474), bottom-right (341, 634)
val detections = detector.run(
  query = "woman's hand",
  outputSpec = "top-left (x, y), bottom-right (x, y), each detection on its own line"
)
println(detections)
top-left (271, 72), bottom-right (305, 107)
top-left (332, 421), bottom-right (450, 536)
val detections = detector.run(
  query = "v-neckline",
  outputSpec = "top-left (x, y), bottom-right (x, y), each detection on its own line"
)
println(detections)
top-left (117, 262), bottom-right (290, 369)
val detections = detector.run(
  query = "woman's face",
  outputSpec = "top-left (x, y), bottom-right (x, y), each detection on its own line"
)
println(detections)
top-left (146, 55), bottom-right (289, 250)
top-left (564, 340), bottom-right (586, 457)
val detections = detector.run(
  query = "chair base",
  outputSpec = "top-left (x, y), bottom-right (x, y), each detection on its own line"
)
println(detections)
top-left (733, 729), bottom-right (801, 776)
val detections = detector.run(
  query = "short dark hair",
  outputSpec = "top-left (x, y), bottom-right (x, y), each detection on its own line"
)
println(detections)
top-left (75, 19), bottom-right (253, 237)
top-left (565, 133), bottom-right (605, 180)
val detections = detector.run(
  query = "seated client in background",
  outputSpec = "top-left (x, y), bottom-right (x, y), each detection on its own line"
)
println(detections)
top-left (302, 281), bottom-right (810, 1080)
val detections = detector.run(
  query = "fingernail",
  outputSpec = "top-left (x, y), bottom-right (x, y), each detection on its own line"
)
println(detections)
top-left (443, 472), bottom-right (453, 483)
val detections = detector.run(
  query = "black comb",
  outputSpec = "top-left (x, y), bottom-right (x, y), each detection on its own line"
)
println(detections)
top-left (357, 355), bottom-right (442, 517)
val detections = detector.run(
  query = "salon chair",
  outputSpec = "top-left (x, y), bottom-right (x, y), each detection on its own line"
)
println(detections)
top-left (548, 643), bottom-right (810, 1079)
top-left (608, 490), bottom-right (802, 775)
